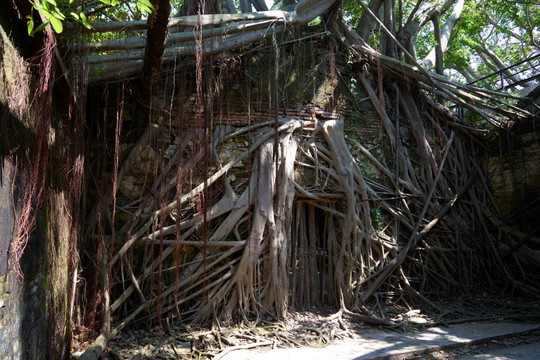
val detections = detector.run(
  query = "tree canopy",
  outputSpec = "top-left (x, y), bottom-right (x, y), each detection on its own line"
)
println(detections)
top-left (340, 0), bottom-right (538, 90)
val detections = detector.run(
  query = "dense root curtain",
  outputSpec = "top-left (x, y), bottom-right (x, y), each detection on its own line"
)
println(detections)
top-left (79, 5), bottom-right (538, 356)
top-left (86, 84), bottom-right (519, 337)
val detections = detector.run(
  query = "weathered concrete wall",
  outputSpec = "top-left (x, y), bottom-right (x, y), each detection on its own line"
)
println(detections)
top-left (485, 115), bottom-right (540, 271)
top-left (0, 7), bottom-right (49, 359)
top-left (1, 4), bottom-right (75, 359)
top-left (487, 134), bottom-right (540, 217)
top-left (0, 161), bottom-right (48, 360)
top-left (488, 86), bottom-right (540, 219)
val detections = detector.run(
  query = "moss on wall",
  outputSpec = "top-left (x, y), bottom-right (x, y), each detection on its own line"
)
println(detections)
top-left (0, 158), bottom-right (48, 360)
top-left (1, 5), bottom-right (75, 359)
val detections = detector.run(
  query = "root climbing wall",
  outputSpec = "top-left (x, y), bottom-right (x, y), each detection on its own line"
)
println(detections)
top-left (82, 30), bottom-right (539, 335)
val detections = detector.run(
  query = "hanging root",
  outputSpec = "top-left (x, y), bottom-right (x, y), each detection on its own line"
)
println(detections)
top-left (87, 93), bottom-right (514, 337)
top-left (79, 21), bottom-right (539, 354)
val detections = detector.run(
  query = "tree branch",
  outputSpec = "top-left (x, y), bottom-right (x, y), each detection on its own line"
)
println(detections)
top-left (421, 0), bottom-right (464, 71)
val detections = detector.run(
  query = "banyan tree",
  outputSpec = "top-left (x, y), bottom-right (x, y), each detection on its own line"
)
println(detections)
top-left (1, 0), bottom-right (539, 358)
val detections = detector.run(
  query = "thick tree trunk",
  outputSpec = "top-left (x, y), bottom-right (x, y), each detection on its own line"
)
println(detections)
top-left (421, 0), bottom-right (464, 71)
top-left (397, 0), bottom-right (456, 64)
top-left (138, 0), bottom-right (171, 101)
top-left (250, 0), bottom-right (268, 11)
top-left (239, 0), bottom-right (252, 12)
top-left (218, 0), bottom-right (237, 13)
top-left (355, 0), bottom-right (384, 40)
top-left (382, 0), bottom-right (397, 58)
top-left (1, 9), bottom-right (82, 358)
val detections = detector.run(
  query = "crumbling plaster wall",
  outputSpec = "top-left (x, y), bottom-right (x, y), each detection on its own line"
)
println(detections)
top-left (0, 17), bottom-right (48, 360)
top-left (487, 85), bottom-right (540, 221)
top-left (1, 6), bottom-right (75, 359)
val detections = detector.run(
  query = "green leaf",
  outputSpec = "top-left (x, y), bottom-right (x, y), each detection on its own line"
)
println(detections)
top-left (28, 21), bottom-right (47, 37)
top-left (138, 0), bottom-right (153, 8)
top-left (308, 16), bottom-right (321, 27)
top-left (39, 8), bottom-right (53, 20)
top-left (136, 0), bottom-right (154, 13)
top-left (44, 0), bottom-right (57, 6)
top-left (33, 22), bottom-right (48, 35)
top-left (48, 15), bottom-right (63, 33)
top-left (80, 12), bottom-right (93, 29)
top-left (27, 15), bottom-right (35, 36)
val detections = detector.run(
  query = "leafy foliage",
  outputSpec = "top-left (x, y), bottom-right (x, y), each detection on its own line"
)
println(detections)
top-left (28, 0), bottom-right (154, 35)
top-left (445, 0), bottom-right (539, 84)
top-left (339, 0), bottom-right (538, 92)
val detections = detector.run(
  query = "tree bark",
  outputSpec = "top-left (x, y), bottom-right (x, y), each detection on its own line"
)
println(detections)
top-left (138, 0), bottom-right (171, 102)
top-left (250, 0), bottom-right (268, 11)
top-left (432, 15), bottom-right (444, 75)
top-left (421, 0), bottom-right (464, 71)
top-left (218, 0), bottom-right (237, 13)
top-left (239, 0), bottom-right (252, 12)
top-left (382, 0), bottom-right (397, 58)
top-left (397, 0), bottom-right (456, 64)
top-left (480, 46), bottom-right (521, 84)
top-left (355, 0), bottom-right (384, 40)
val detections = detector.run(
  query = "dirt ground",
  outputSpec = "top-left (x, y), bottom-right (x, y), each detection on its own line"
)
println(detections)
top-left (72, 296), bottom-right (540, 360)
